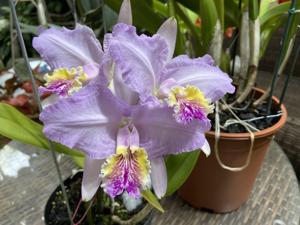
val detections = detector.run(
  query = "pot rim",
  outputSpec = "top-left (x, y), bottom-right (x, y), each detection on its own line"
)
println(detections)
top-left (206, 87), bottom-right (287, 140)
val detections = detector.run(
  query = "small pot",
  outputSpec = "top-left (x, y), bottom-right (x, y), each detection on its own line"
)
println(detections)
top-left (178, 88), bottom-right (287, 213)
top-left (44, 172), bottom-right (153, 225)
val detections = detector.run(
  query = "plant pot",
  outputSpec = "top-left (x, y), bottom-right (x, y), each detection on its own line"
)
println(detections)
top-left (178, 88), bottom-right (287, 213)
top-left (44, 172), bottom-right (153, 225)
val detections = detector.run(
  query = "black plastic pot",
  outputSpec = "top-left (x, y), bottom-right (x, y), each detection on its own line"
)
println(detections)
top-left (44, 172), bottom-right (153, 225)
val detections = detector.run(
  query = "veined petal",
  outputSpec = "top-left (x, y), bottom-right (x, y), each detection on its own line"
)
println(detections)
top-left (150, 158), bottom-right (167, 199)
top-left (118, 0), bottom-right (132, 25)
top-left (157, 17), bottom-right (177, 61)
top-left (161, 55), bottom-right (235, 102)
top-left (33, 24), bottom-right (103, 70)
top-left (40, 84), bottom-right (128, 159)
top-left (113, 66), bottom-right (139, 105)
top-left (108, 23), bottom-right (169, 101)
top-left (101, 147), bottom-right (151, 198)
top-left (167, 85), bottom-right (214, 124)
top-left (117, 126), bottom-right (131, 147)
top-left (82, 157), bottom-right (104, 201)
top-left (132, 104), bottom-right (209, 159)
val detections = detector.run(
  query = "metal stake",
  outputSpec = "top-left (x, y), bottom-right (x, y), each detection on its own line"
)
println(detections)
top-left (9, 0), bottom-right (74, 223)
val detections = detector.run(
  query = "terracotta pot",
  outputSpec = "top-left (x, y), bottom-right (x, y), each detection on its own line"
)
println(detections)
top-left (178, 88), bottom-right (287, 213)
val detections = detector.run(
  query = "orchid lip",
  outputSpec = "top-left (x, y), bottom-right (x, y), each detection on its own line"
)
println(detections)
top-left (40, 66), bottom-right (88, 97)
top-left (101, 126), bottom-right (151, 199)
top-left (101, 146), bottom-right (151, 198)
top-left (167, 85), bottom-right (214, 124)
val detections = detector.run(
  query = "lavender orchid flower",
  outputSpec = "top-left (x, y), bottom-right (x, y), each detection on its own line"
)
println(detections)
top-left (106, 20), bottom-right (235, 124)
top-left (40, 80), bottom-right (209, 200)
top-left (32, 24), bottom-right (104, 99)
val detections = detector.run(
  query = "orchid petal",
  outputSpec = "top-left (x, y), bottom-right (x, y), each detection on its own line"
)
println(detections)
top-left (113, 66), bottom-right (139, 105)
top-left (157, 17), bottom-right (177, 61)
top-left (108, 23), bottom-right (168, 101)
top-left (117, 126), bottom-right (131, 147)
top-left (201, 139), bottom-right (211, 156)
top-left (132, 104), bottom-right (209, 159)
top-left (150, 158), bottom-right (167, 199)
top-left (161, 55), bottom-right (235, 102)
top-left (118, 0), bottom-right (132, 25)
top-left (33, 24), bottom-right (103, 70)
top-left (82, 157), bottom-right (104, 201)
top-left (83, 63), bottom-right (100, 80)
top-left (40, 84), bottom-right (128, 159)
top-left (129, 125), bottom-right (140, 147)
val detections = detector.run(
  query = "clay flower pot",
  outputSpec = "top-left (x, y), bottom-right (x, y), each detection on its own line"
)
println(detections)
top-left (178, 88), bottom-right (287, 213)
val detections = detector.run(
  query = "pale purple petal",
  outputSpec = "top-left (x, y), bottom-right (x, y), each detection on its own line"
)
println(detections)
top-left (157, 17), bottom-right (177, 61)
top-left (201, 139), bottom-right (211, 156)
top-left (33, 24), bottom-right (103, 69)
top-left (113, 66), bottom-right (139, 105)
top-left (150, 158), bottom-right (167, 199)
top-left (129, 126), bottom-right (139, 147)
top-left (83, 63), bottom-right (100, 80)
top-left (118, 0), bottom-right (132, 25)
top-left (82, 157), bottom-right (104, 201)
top-left (117, 126), bottom-right (131, 147)
top-left (132, 104), bottom-right (209, 159)
top-left (161, 55), bottom-right (235, 102)
top-left (40, 84), bottom-right (128, 159)
top-left (108, 23), bottom-right (169, 101)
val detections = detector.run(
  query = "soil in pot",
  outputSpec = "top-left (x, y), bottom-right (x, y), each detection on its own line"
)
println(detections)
top-left (208, 89), bottom-right (282, 133)
top-left (178, 88), bottom-right (287, 213)
top-left (45, 172), bottom-right (152, 225)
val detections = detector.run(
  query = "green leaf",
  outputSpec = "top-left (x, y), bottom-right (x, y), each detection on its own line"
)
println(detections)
top-left (224, 0), bottom-right (241, 28)
top-left (105, 0), bottom-right (164, 34)
top-left (177, 0), bottom-right (199, 11)
top-left (71, 155), bottom-right (85, 168)
top-left (141, 189), bottom-right (164, 213)
top-left (260, 2), bottom-right (291, 28)
top-left (249, 0), bottom-right (260, 20)
top-left (0, 103), bottom-right (83, 157)
top-left (259, 0), bottom-right (273, 17)
top-left (199, 0), bottom-right (219, 52)
top-left (165, 150), bottom-right (200, 196)
top-left (213, 0), bottom-right (224, 29)
top-left (153, 0), bottom-right (168, 17)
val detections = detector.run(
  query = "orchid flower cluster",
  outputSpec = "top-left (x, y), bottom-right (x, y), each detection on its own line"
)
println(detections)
top-left (33, 0), bottom-right (234, 203)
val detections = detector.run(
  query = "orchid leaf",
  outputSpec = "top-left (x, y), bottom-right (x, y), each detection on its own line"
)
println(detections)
top-left (153, 0), bottom-right (168, 17)
top-left (105, 0), bottom-right (164, 34)
top-left (176, 0), bottom-right (199, 11)
top-left (260, 2), bottom-right (291, 28)
top-left (71, 155), bottom-right (85, 168)
top-left (174, 3), bottom-right (203, 55)
top-left (249, 0), bottom-right (260, 21)
top-left (141, 189), bottom-right (164, 213)
top-left (224, 0), bottom-right (240, 27)
top-left (199, 0), bottom-right (219, 52)
top-left (165, 150), bottom-right (200, 196)
top-left (213, 0), bottom-right (224, 29)
top-left (0, 103), bottom-right (83, 157)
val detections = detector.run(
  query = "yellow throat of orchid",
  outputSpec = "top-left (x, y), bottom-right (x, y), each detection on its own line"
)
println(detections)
top-left (101, 146), bottom-right (151, 198)
top-left (167, 85), bottom-right (214, 123)
top-left (44, 66), bottom-right (88, 96)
